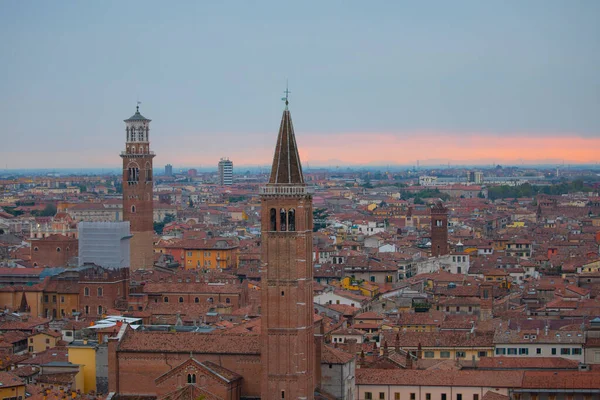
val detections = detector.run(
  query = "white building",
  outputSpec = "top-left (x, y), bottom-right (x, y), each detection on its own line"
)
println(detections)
top-left (218, 158), bottom-right (233, 186)
top-left (78, 222), bottom-right (132, 269)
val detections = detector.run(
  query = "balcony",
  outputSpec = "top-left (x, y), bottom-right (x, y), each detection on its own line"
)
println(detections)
top-left (259, 186), bottom-right (313, 196)
top-left (120, 151), bottom-right (156, 157)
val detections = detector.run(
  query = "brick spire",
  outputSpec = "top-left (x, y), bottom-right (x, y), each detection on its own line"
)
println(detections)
top-left (268, 107), bottom-right (305, 185)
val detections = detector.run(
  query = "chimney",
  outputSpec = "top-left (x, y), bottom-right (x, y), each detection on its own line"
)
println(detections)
top-left (395, 333), bottom-right (400, 351)
top-left (382, 341), bottom-right (389, 357)
top-left (359, 350), bottom-right (366, 368)
top-left (405, 351), bottom-right (413, 369)
top-left (347, 338), bottom-right (358, 355)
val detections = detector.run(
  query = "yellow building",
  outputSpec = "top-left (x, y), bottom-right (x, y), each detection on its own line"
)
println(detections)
top-left (28, 330), bottom-right (62, 353)
top-left (183, 240), bottom-right (239, 270)
top-left (340, 276), bottom-right (379, 298)
top-left (506, 221), bottom-right (525, 228)
top-left (0, 371), bottom-right (26, 399)
top-left (0, 288), bottom-right (44, 318)
top-left (382, 330), bottom-right (494, 360)
top-left (582, 259), bottom-right (600, 273)
top-left (68, 341), bottom-right (97, 394)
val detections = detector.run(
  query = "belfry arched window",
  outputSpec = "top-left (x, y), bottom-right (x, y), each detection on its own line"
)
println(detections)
top-left (280, 208), bottom-right (287, 231)
top-left (288, 209), bottom-right (295, 231)
top-left (138, 128), bottom-right (144, 141)
top-left (270, 208), bottom-right (277, 231)
top-left (130, 127), bottom-right (136, 141)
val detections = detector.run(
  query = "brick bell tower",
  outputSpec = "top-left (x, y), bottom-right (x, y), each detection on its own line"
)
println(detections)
top-left (120, 104), bottom-right (155, 270)
top-left (260, 94), bottom-right (315, 399)
top-left (431, 200), bottom-right (449, 257)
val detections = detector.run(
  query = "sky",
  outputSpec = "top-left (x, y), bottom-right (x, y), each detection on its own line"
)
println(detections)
top-left (0, 1), bottom-right (599, 170)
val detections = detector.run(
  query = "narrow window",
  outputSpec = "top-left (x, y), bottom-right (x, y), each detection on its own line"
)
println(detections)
top-left (164, 297), bottom-right (169, 303)
top-left (270, 208), bottom-right (277, 231)
top-left (84, 287), bottom-right (89, 296)
top-left (288, 209), bottom-right (295, 231)
top-left (131, 205), bottom-right (136, 213)
top-left (225, 298), bottom-right (231, 304)
top-left (179, 297), bottom-right (184, 303)
top-left (97, 287), bottom-right (103, 297)
top-left (98, 306), bottom-right (102, 315)
top-left (208, 297), bottom-right (213, 303)
top-left (280, 208), bottom-right (287, 231)
top-left (195, 297), bottom-right (199, 303)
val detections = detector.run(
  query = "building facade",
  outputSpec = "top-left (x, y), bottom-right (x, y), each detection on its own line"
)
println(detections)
top-left (120, 105), bottom-right (155, 270)
top-left (218, 158), bottom-right (233, 186)
top-left (431, 201), bottom-right (449, 257)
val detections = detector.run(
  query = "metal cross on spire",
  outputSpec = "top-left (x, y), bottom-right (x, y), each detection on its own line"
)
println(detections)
top-left (281, 81), bottom-right (291, 109)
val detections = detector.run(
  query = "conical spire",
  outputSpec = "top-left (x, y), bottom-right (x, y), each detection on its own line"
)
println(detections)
top-left (268, 107), bottom-right (304, 185)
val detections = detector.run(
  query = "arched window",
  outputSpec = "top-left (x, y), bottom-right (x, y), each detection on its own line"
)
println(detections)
top-left (131, 127), bottom-right (136, 141)
top-left (225, 298), bottom-right (231, 304)
top-left (97, 287), bottom-right (103, 297)
top-left (270, 208), bottom-right (277, 231)
top-left (85, 305), bottom-right (89, 314)
top-left (34, 247), bottom-right (38, 252)
top-left (126, 128), bottom-right (129, 142)
top-left (288, 209), bottom-right (295, 231)
top-left (164, 296), bottom-right (169, 303)
top-left (98, 306), bottom-right (103, 315)
top-left (194, 297), bottom-right (199, 303)
top-left (179, 297), bottom-right (184, 303)
top-left (187, 374), bottom-right (196, 384)
top-left (138, 130), bottom-right (144, 141)
top-left (84, 287), bottom-right (89, 296)
top-left (128, 166), bottom-right (140, 183)
top-left (280, 208), bottom-right (287, 231)
top-left (56, 247), bottom-right (61, 253)
top-left (131, 205), bottom-right (136, 213)
top-left (207, 297), bottom-right (213, 303)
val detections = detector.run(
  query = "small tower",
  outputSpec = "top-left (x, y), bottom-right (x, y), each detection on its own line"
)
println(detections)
top-left (120, 104), bottom-right (155, 270)
top-left (431, 201), bottom-right (449, 257)
top-left (260, 93), bottom-right (315, 399)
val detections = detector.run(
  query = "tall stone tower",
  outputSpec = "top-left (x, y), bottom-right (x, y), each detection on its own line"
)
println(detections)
top-left (120, 105), bottom-right (155, 270)
top-left (260, 99), bottom-right (315, 399)
top-left (430, 201), bottom-right (449, 257)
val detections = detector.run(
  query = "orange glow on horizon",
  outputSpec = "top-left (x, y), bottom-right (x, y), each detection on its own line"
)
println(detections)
top-left (172, 132), bottom-right (599, 167)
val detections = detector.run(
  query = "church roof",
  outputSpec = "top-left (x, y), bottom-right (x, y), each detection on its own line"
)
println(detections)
top-left (124, 106), bottom-right (151, 122)
top-left (268, 107), bottom-right (304, 185)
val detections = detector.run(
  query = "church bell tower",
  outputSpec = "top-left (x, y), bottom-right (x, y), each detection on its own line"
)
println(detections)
top-left (260, 95), bottom-right (315, 399)
top-left (121, 104), bottom-right (155, 270)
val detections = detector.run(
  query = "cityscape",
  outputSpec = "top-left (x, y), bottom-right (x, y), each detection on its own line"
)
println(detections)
top-left (1, 2), bottom-right (600, 400)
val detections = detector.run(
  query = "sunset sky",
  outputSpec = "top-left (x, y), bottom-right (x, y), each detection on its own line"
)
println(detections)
top-left (1, 1), bottom-right (599, 169)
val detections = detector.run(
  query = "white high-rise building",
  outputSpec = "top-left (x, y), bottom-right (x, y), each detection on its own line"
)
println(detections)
top-left (218, 157), bottom-right (233, 186)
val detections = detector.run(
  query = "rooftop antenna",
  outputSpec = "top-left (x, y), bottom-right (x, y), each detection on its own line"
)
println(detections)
top-left (281, 80), bottom-right (291, 110)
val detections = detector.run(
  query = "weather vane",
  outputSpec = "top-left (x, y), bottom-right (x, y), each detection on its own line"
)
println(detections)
top-left (136, 100), bottom-right (142, 112)
top-left (281, 81), bottom-right (291, 109)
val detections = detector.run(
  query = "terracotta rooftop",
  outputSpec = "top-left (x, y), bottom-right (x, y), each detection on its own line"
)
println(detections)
top-left (118, 329), bottom-right (260, 355)
top-left (356, 369), bottom-right (523, 387)
top-left (321, 345), bottom-right (355, 365)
